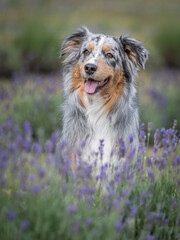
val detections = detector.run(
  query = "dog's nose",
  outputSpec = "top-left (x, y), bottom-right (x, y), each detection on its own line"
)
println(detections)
top-left (84, 64), bottom-right (97, 75)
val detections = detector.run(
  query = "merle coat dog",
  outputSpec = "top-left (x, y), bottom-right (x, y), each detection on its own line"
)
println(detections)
top-left (58, 27), bottom-right (148, 167)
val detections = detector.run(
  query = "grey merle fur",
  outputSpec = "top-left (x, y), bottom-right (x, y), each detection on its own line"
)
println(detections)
top-left (58, 27), bottom-right (148, 157)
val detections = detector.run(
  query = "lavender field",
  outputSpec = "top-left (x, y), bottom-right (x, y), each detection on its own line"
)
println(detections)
top-left (0, 0), bottom-right (180, 239)
top-left (0, 73), bottom-right (180, 240)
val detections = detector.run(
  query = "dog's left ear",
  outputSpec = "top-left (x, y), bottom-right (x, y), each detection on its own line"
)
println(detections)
top-left (120, 35), bottom-right (148, 69)
top-left (60, 27), bottom-right (89, 57)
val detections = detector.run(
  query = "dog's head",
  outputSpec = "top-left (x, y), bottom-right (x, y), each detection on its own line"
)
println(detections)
top-left (60, 27), bottom-right (148, 110)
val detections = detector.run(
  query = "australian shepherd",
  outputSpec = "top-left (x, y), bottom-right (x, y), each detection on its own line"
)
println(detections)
top-left (58, 27), bottom-right (148, 169)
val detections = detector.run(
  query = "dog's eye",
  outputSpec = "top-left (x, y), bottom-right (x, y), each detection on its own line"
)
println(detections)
top-left (83, 49), bottom-right (90, 56)
top-left (106, 53), bottom-right (114, 59)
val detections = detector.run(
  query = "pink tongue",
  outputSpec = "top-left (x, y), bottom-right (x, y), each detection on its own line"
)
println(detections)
top-left (84, 80), bottom-right (99, 94)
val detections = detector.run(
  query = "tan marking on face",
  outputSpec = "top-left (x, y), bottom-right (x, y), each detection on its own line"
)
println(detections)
top-left (64, 38), bottom-right (81, 54)
top-left (87, 43), bottom-right (94, 51)
top-left (102, 45), bottom-right (111, 52)
top-left (71, 64), bottom-right (86, 108)
top-left (100, 67), bottom-right (124, 113)
top-left (125, 46), bottom-right (137, 64)
top-left (93, 59), bottom-right (114, 81)
top-left (79, 58), bottom-right (124, 112)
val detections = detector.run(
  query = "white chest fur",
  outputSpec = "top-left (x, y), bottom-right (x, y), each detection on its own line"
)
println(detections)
top-left (84, 93), bottom-right (115, 165)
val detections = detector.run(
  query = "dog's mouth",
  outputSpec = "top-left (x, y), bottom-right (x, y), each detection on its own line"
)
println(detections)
top-left (84, 77), bottom-right (110, 94)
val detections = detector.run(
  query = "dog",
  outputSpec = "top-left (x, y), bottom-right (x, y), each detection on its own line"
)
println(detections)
top-left (58, 27), bottom-right (148, 169)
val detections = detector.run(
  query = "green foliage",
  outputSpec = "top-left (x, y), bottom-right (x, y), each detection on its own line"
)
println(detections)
top-left (139, 75), bottom-right (180, 143)
top-left (0, 43), bottom-right (21, 77)
top-left (13, 93), bottom-right (62, 139)
top-left (153, 90), bottom-right (179, 129)
top-left (165, 88), bottom-right (180, 128)
top-left (153, 23), bottom-right (180, 68)
top-left (14, 19), bottom-right (62, 72)
top-left (0, 160), bottom-right (179, 240)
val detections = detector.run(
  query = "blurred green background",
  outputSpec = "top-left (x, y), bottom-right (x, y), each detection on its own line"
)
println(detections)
top-left (0, 0), bottom-right (180, 141)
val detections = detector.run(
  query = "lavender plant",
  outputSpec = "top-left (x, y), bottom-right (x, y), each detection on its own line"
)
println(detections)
top-left (0, 118), bottom-right (179, 240)
top-left (0, 73), bottom-right (179, 239)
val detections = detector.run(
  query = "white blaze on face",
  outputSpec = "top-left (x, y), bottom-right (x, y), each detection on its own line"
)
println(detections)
top-left (84, 36), bottom-right (109, 94)
top-left (86, 36), bottom-right (106, 65)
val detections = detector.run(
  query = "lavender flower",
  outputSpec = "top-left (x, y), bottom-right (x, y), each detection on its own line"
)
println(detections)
top-left (7, 210), bottom-right (16, 221)
top-left (50, 131), bottom-right (59, 144)
top-left (33, 142), bottom-right (42, 155)
top-left (23, 121), bottom-right (32, 136)
top-left (121, 189), bottom-right (128, 197)
top-left (147, 169), bottom-right (155, 181)
top-left (37, 168), bottom-right (46, 178)
top-left (147, 86), bottom-right (168, 108)
top-left (68, 204), bottom-right (77, 214)
top-left (32, 185), bottom-right (41, 194)
top-left (130, 206), bottom-right (137, 217)
top-left (46, 140), bottom-right (53, 154)
top-left (0, 177), bottom-right (6, 186)
top-left (86, 218), bottom-right (93, 226)
top-left (172, 200), bottom-right (178, 208)
top-left (115, 219), bottom-right (123, 231)
top-left (156, 158), bottom-right (166, 170)
top-left (98, 139), bottom-right (104, 160)
top-left (147, 156), bottom-right (153, 167)
top-left (24, 139), bottom-right (31, 152)
top-left (117, 138), bottom-right (126, 159)
top-left (145, 235), bottom-right (155, 240)
top-left (154, 129), bottom-right (160, 145)
top-left (21, 220), bottom-right (30, 229)
top-left (0, 90), bottom-right (179, 240)
top-left (128, 133), bottom-right (134, 143)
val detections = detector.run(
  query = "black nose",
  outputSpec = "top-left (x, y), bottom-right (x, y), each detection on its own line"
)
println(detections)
top-left (84, 64), bottom-right (97, 75)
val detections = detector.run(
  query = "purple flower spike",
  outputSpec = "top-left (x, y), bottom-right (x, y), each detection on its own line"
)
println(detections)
top-left (21, 220), bottom-right (30, 229)
top-left (147, 169), bottom-right (155, 181)
top-left (176, 156), bottom-right (180, 165)
top-left (115, 220), bottom-right (123, 231)
top-left (33, 142), bottom-right (42, 155)
top-left (141, 191), bottom-right (147, 199)
top-left (162, 151), bottom-right (168, 158)
top-left (23, 120), bottom-right (32, 135)
top-left (7, 210), bottom-right (16, 221)
top-left (130, 206), bottom-right (137, 217)
top-left (80, 139), bottom-right (87, 148)
top-left (50, 131), bottom-right (59, 144)
top-left (32, 185), bottom-right (41, 194)
top-left (172, 200), bottom-right (178, 208)
top-left (147, 157), bottom-right (152, 167)
top-left (128, 133), bottom-right (134, 143)
top-left (68, 204), bottom-right (77, 214)
top-left (46, 140), bottom-right (53, 154)
top-left (121, 189), bottom-right (128, 197)
top-left (86, 218), bottom-right (93, 226)
top-left (146, 235), bottom-right (155, 240)
top-left (38, 168), bottom-right (46, 178)
top-left (164, 218), bottom-right (169, 224)
top-left (0, 177), bottom-right (6, 186)
top-left (24, 140), bottom-right (31, 152)
top-left (154, 129), bottom-right (160, 144)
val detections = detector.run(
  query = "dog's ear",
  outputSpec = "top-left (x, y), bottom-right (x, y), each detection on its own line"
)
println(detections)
top-left (120, 35), bottom-right (148, 70)
top-left (60, 27), bottom-right (89, 57)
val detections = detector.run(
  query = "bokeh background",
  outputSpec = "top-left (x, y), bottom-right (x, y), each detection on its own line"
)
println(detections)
top-left (0, 0), bottom-right (180, 142)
